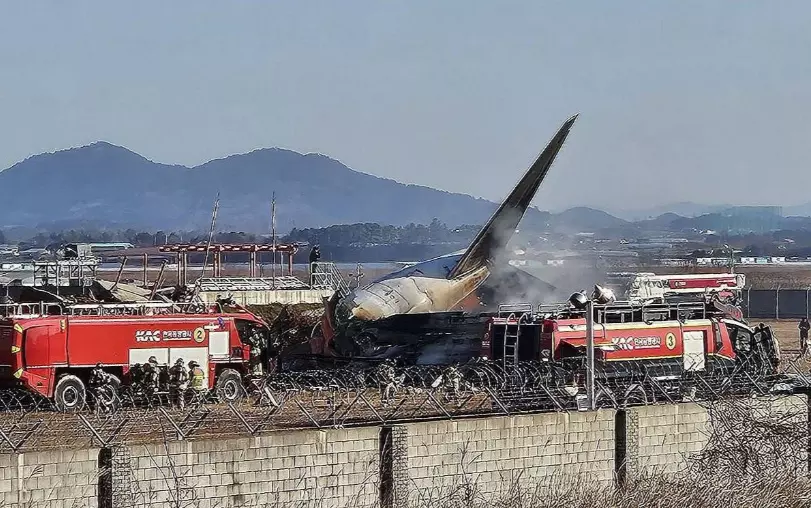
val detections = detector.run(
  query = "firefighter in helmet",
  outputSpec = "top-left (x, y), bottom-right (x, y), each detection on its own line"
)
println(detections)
top-left (246, 326), bottom-right (266, 377)
top-left (89, 362), bottom-right (110, 388)
top-left (443, 365), bottom-right (462, 398)
top-left (130, 363), bottom-right (144, 387)
top-left (89, 363), bottom-right (116, 413)
top-left (188, 360), bottom-right (206, 394)
top-left (141, 356), bottom-right (160, 403)
top-left (375, 359), bottom-right (398, 405)
top-left (168, 358), bottom-right (189, 409)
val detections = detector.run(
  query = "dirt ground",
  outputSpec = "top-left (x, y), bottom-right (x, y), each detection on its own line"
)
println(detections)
top-left (759, 319), bottom-right (801, 350)
top-left (759, 319), bottom-right (811, 373)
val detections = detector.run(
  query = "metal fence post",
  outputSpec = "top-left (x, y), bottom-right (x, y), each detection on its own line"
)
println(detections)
top-left (746, 289), bottom-right (750, 319)
top-left (776, 287), bottom-right (779, 320)
top-left (807, 289), bottom-right (809, 320)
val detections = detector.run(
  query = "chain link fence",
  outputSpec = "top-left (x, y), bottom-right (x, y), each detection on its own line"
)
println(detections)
top-left (0, 356), bottom-right (808, 454)
top-left (743, 289), bottom-right (811, 319)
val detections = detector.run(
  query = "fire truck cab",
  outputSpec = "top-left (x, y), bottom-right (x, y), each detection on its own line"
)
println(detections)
top-left (0, 302), bottom-right (271, 411)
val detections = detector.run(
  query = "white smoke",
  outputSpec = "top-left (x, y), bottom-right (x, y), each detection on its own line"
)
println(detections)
top-left (484, 207), bottom-right (603, 308)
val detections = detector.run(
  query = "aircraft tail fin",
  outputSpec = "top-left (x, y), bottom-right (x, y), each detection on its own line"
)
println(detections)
top-left (448, 114), bottom-right (578, 279)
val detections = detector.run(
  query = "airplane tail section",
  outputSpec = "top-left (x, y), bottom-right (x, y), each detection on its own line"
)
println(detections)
top-left (448, 114), bottom-right (578, 279)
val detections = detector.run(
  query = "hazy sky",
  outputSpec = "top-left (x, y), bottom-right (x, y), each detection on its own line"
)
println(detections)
top-left (2, 2), bottom-right (810, 213)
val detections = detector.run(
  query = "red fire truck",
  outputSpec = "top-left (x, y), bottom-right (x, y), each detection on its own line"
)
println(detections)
top-left (0, 302), bottom-right (271, 411)
top-left (481, 298), bottom-right (780, 402)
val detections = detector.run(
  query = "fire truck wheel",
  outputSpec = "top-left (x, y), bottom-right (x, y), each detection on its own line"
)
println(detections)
top-left (54, 375), bottom-right (87, 412)
top-left (215, 369), bottom-right (244, 403)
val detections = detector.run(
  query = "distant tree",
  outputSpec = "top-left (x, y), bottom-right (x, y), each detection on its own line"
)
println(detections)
top-left (0, 230), bottom-right (5, 244)
top-left (134, 232), bottom-right (154, 246)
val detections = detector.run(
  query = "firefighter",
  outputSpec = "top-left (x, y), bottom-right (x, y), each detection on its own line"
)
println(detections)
top-left (247, 327), bottom-right (266, 377)
top-left (188, 360), bottom-right (206, 393)
top-left (800, 318), bottom-right (810, 355)
top-left (168, 358), bottom-right (189, 409)
top-left (89, 363), bottom-right (115, 412)
top-left (444, 365), bottom-right (462, 398)
top-left (130, 363), bottom-right (144, 387)
top-left (375, 359), bottom-right (398, 405)
top-left (309, 245), bottom-right (321, 280)
top-left (142, 356), bottom-right (160, 401)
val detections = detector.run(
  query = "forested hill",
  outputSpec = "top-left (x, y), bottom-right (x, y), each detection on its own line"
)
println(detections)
top-left (0, 142), bottom-right (535, 231)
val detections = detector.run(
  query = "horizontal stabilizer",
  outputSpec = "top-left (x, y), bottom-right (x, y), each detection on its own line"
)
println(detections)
top-left (448, 114), bottom-right (578, 279)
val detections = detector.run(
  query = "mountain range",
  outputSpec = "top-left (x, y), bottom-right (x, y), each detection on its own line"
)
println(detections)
top-left (1, 142), bottom-right (810, 234)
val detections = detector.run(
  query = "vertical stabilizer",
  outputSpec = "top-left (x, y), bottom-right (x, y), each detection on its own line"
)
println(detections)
top-left (448, 114), bottom-right (578, 279)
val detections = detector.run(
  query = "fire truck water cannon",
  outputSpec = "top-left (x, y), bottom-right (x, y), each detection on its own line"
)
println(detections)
top-left (568, 285), bottom-right (616, 310)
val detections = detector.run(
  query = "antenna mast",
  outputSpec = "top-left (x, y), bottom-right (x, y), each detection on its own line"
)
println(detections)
top-left (199, 192), bottom-right (220, 282)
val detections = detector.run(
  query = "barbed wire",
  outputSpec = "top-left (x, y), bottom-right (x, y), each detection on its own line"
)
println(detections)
top-left (0, 349), bottom-right (808, 454)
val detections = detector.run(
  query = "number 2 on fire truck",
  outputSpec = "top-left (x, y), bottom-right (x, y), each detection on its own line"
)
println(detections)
top-left (194, 327), bottom-right (205, 343)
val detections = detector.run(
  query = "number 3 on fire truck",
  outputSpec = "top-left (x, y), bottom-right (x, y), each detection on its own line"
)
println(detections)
top-left (194, 327), bottom-right (205, 343)
top-left (665, 333), bottom-right (676, 350)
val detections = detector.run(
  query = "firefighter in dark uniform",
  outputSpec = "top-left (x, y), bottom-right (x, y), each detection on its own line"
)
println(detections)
top-left (130, 363), bottom-right (144, 387)
top-left (89, 363), bottom-right (115, 412)
top-left (142, 356), bottom-right (160, 401)
top-left (799, 318), bottom-right (810, 355)
top-left (246, 327), bottom-right (265, 377)
top-left (169, 358), bottom-right (189, 409)
top-left (309, 245), bottom-right (321, 280)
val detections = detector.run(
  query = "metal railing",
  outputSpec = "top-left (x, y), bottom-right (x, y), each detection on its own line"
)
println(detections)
top-left (196, 276), bottom-right (310, 292)
top-left (0, 301), bottom-right (229, 318)
top-left (66, 302), bottom-right (222, 316)
top-left (310, 262), bottom-right (350, 296)
top-left (0, 302), bottom-right (64, 317)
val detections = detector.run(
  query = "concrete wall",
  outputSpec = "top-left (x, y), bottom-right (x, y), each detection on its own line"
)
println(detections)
top-left (119, 427), bottom-right (380, 508)
top-left (0, 447), bottom-right (100, 508)
top-left (0, 395), bottom-right (807, 508)
top-left (403, 410), bottom-right (615, 503)
top-left (626, 403), bottom-right (709, 475)
top-left (625, 395), bottom-right (808, 477)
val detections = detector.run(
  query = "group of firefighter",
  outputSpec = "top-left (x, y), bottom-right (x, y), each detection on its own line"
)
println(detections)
top-left (374, 359), bottom-right (464, 405)
top-left (89, 357), bottom-right (207, 411)
top-left (87, 323), bottom-right (271, 411)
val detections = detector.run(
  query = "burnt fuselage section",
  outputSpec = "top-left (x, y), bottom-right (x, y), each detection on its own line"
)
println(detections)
top-left (331, 309), bottom-right (492, 365)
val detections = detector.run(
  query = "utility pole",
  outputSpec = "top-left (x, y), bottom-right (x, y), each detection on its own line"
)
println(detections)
top-left (585, 298), bottom-right (596, 410)
top-left (271, 194), bottom-right (277, 290)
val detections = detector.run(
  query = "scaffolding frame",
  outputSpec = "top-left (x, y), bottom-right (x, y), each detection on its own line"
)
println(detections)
top-left (158, 244), bottom-right (300, 286)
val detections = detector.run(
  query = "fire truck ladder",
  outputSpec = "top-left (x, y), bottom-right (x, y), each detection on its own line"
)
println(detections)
top-left (498, 304), bottom-right (533, 366)
top-left (65, 301), bottom-right (213, 316)
top-left (0, 302), bottom-right (63, 318)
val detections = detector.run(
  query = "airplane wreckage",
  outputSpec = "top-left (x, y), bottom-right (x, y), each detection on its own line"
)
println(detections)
top-left (308, 115), bottom-right (579, 366)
